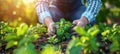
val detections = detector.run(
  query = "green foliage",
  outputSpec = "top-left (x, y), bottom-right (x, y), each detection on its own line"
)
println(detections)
top-left (72, 23), bottom-right (120, 53)
top-left (0, 43), bottom-right (2, 47)
top-left (0, 21), bottom-right (14, 48)
top-left (72, 25), bottom-right (100, 53)
top-left (56, 18), bottom-right (72, 40)
top-left (66, 36), bottom-right (82, 54)
top-left (14, 43), bottom-right (38, 54)
top-left (47, 35), bottom-right (58, 44)
top-left (40, 45), bottom-right (61, 54)
top-left (73, 26), bottom-right (86, 35)
top-left (1, 19), bottom-right (120, 54)
top-left (4, 23), bottom-right (43, 49)
top-left (0, 22), bottom-right (43, 54)
top-left (16, 23), bottom-right (28, 36)
top-left (107, 24), bottom-right (120, 52)
top-left (97, 0), bottom-right (120, 23)
top-left (48, 18), bottom-right (72, 44)
top-left (29, 23), bottom-right (47, 34)
top-left (6, 40), bottom-right (18, 49)
top-left (4, 23), bottom-right (38, 49)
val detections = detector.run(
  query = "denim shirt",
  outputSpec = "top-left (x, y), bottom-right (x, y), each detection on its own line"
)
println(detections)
top-left (36, 0), bottom-right (102, 23)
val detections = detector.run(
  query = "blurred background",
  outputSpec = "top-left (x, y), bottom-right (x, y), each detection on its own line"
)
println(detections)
top-left (0, 0), bottom-right (38, 26)
top-left (0, 0), bottom-right (120, 26)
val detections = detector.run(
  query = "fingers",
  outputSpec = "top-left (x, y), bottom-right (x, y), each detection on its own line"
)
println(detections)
top-left (72, 20), bottom-right (79, 25)
top-left (48, 23), bottom-right (56, 36)
top-left (48, 28), bottom-right (55, 36)
top-left (72, 20), bottom-right (83, 36)
top-left (73, 19), bottom-right (85, 28)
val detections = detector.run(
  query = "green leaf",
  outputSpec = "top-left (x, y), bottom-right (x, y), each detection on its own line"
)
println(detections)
top-left (6, 41), bottom-right (17, 49)
top-left (69, 46), bottom-right (82, 54)
top-left (57, 29), bottom-right (64, 36)
top-left (33, 34), bottom-right (40, 40)
top-left (60, 18), bottom-right (65, 24)
top-left (101, 30), bottom-right (110, 36)
top-left (17, 23), bottom-right (28, 36)
top-left (41, 45), bottom-right (61, 54)
top-left (66, 36), bottom-right (82, 54)
top-left (87, 25), bottom-right (100, 36)
top-left (74, 26), bottom-right (86, 35)
top-left (0, 43), bottom-right (2, 47)
top-left (90, 28), bottom-right (99, 36)
top-left (47, 35), bottom-right (56, 43)
top-left (18, 37), bottom-right (28, 47)
top-left (5, 33), bottom-right (17, 41)
top-left (14, 43), bottom-right (38, 54)
top-left (89, 37), bottom-right (99, 51)
top-left (110, 41), bottom-right (120, 51)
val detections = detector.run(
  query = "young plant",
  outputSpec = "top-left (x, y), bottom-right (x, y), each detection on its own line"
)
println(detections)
top-left (29, 23), bottom-right (47, 34)
top-left (0, 21), bottom-right (13, 47)
top-left (67, 25), bottom-right (100, 54)
top-left (40, 44), bottom-right (61, 54)
top-left (48, 18), bottom-right (72, 44)
top-left (4, 23), bottom-right (40, 54)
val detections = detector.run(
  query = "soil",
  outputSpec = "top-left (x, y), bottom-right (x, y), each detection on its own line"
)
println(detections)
top-left (0, 34), bottom-right (116, 54)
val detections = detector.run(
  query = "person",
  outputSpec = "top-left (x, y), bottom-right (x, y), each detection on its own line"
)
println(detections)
top-left (35, 0), bottom-right (102, 36)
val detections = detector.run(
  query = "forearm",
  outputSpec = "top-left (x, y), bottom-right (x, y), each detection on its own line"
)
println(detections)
top-left (44, 16), bottom-right (54, 27)
top-left (81, 0), bottom-right (102, 23)
top-left (36, 0), bottom-right (52, 23)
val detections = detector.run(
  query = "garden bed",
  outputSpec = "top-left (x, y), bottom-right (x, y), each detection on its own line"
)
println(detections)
top-left (0, 19), bottom-right (120, 54)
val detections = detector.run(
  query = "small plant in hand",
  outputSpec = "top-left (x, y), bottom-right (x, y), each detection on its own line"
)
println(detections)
top-left (48, 18), bottom-right (72, 44)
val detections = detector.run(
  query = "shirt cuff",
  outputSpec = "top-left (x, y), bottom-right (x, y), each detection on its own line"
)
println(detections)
top-left (38, 11), bottom-right (52, 23)
top-left (81, 11), bottom-right (95, 24)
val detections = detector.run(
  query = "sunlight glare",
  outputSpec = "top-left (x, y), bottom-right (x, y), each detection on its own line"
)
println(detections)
top-left (22, 0), bottom-right (34, 4)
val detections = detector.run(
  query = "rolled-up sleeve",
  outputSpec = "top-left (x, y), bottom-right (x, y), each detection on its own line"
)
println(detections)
top-left (81, 0), bottom-right (102, 23)
top-left (35, 0), bottom-right (52, 23)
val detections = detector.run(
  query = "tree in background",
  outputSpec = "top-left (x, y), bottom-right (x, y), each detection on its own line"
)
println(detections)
top-left (97, 0), bottom-right (120, 24)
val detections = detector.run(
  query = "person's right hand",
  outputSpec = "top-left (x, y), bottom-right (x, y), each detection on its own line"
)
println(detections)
top-left (44, 16), bottom-right (56, 36)
top-left (48, 22), bottom-right (56, 36)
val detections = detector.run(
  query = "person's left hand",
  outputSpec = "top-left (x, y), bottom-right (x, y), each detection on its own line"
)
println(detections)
top-left (71, 16), bottom-right (88, 36)
top-left (72, 16), bottom-right (88, 28)
top-left (73, 19), bottom-right (85, 28)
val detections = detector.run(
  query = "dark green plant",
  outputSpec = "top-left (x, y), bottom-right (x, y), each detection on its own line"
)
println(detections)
top-left (48, 18), bottom-right (72, 44)
top-left (97, 0), bottom-right (120, 23)
top-left (40, 44), bottom-right (61, 54)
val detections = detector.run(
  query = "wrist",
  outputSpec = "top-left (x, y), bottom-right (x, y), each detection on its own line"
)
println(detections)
top-left (79, 16), bottom-right (88, 25)
top-left (48, 22), bottom-right (54, 28)
top-left (76, 16), bottom-right (88, 27)
top-left (44, 16), bottom-right (54, 27)
top-left (77, 20), bottom-right (85, 28)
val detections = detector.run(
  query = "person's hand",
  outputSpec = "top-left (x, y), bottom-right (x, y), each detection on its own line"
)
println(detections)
top-left (71, 20), bottom-right (85, 36)
top-left (48, 22), bottom-right (56, 36)
top-left (73, 19), bottom-right (85, 28)
top-left (71, 16), bottom-right (88, 36)
top-left (44, 16), bottom-right (56, 36)
top-left (73, 16), bottom-right (88, 28)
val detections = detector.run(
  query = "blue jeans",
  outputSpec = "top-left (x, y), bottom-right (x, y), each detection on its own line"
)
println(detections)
top-left (49, 2), bottom-right (96, 26)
